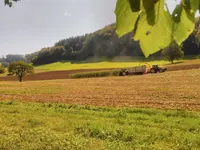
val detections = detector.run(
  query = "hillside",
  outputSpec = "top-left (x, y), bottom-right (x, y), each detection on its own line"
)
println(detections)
top-left (0, 22), bottom-right (199, 66)
top-left (25, 22), bottom-right (200, 66)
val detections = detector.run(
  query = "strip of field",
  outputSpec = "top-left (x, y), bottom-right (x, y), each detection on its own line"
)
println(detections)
top-left (0, 69), bottom-right (199, 111)
top-left (0, 68), bottom-right (114, 81)
top-left (33, 59), bottom-right (200, 72)
top-left (1, 101), bottom-right (200, 149)
top-left (0, 60), bottom-right (200, 81)
top-left (34, 60), bottom-right (169, 72)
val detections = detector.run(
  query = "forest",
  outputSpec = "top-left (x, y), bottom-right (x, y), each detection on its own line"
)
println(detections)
top-left (1, 21), bottom-right (200, 66)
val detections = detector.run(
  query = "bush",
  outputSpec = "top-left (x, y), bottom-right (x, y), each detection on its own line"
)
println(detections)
top-left (111, 70), bottom-right (121, 76)
top-left (0, 64), bottom-right (5, 74)
top-left (71, 70), bottom-right (121, 79)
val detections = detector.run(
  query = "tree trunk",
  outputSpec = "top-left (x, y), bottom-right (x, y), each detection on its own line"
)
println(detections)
top-left (19, 76), bottom-right (22, 82)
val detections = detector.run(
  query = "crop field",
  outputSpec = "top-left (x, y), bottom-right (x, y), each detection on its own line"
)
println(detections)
top-left (0, 65), bottom-right (200, 149)
top-left (0, 69), bottom-right (200, 111)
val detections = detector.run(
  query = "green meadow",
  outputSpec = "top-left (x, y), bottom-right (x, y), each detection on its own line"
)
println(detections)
top-left (34, 60), bottom-right (170, 73)
top-left (1, 101), bottom-right (200, 150)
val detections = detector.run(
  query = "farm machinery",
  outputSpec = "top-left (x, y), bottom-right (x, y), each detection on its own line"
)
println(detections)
top-left (119, 65), bottom-right (167, 76)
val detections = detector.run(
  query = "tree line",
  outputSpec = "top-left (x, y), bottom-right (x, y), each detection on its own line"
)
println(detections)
top-left (0, 54), bottom-right (25, 67)
top-left (1, 22), bottom-right (200, 66)
top-left (30, 23), bottom-right (200, 65)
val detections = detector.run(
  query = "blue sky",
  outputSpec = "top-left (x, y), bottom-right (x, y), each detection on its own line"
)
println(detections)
top-left (0, 0), bottom-right (195, 56)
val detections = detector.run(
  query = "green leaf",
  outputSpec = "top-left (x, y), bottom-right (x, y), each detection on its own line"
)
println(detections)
top-left (115, 0), bottom-right (140, 37)
top-left (182, 0), bottom-right (200, 13)
top-left (172, 4), bottom-right (196, 45)
top-left (134, 0), bottom-right (172, 57)
top-left (129, 0), bottom-right (141, 12)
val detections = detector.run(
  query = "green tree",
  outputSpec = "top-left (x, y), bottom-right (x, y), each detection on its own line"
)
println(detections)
top-left (162, 41), bottom-right (184, 64)
top-left (0, 64), bottom-right (5, 74)
top-left (8, 61), bottom-right (34, 82)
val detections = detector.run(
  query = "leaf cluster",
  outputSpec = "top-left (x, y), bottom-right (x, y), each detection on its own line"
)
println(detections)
top-left (115, 0), bottom-right (200, 57)
top-left (4, 0), bottom-right (19, 7)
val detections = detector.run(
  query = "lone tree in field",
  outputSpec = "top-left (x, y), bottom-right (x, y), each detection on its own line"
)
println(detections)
top-left (8, 61), bottom-right (34, 82)
top-left (162, 41), bottom-right (184, 64)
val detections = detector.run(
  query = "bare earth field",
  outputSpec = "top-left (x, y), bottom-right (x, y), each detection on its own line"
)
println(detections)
top-left (0, 68), bottom-right (114, 81)
top-left (0, 69), bottom-right (200, 111)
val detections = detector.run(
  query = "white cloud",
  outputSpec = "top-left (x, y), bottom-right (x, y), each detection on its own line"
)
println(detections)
top-left (64, 12), bottom-right (72, 17)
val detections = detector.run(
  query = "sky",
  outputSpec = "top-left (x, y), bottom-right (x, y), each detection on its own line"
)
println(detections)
top-left (0, 0), bottom-right (188, 56)
top-left (0, 0), bottom-right (116, 56)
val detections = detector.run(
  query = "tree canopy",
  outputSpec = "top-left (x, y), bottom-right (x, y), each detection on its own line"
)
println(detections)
top-left (162, 40), bottom-right (184, 63)
top-left (115, 0), bottom-right (200, 57)
top-left (8, 61), bottom-right (34, 82)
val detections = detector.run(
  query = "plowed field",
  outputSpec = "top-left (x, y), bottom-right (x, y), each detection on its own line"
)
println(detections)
top-left (0, 69), bottom-right (200, 111)
top-left (0, 69), bottom-right (113, 81)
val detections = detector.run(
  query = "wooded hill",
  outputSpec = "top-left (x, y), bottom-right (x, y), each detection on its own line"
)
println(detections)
top-left (3, 21), bottom-right (200, 66)
top-left (28, 24), bottom-right (142, 65)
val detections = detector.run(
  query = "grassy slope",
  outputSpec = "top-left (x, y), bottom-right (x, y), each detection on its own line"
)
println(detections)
top-left (34, 58), bottom-right (200, 73)
top-left (1, 101), bottom-right (200, 150)
top-left (34, 60), bottom-right (170, 73)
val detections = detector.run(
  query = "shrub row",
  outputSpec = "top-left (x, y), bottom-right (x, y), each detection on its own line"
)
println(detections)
top-left (71, 70), bottom-right (121, 79)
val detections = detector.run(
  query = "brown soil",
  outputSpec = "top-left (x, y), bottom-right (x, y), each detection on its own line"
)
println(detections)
top-left (167, 64), bottom-right (200, 71)
top-left (0, 68), bottom-right (114, 81)
top-left (0, 69), bottom-right (200, 111)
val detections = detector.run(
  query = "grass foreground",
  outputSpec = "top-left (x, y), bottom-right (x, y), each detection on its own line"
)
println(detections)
top-left (1, 101), bottom-right (200, 150)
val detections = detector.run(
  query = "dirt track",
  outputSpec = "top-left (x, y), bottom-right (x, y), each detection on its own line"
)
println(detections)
top-left (0, 63), bottom-right (200, 81)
